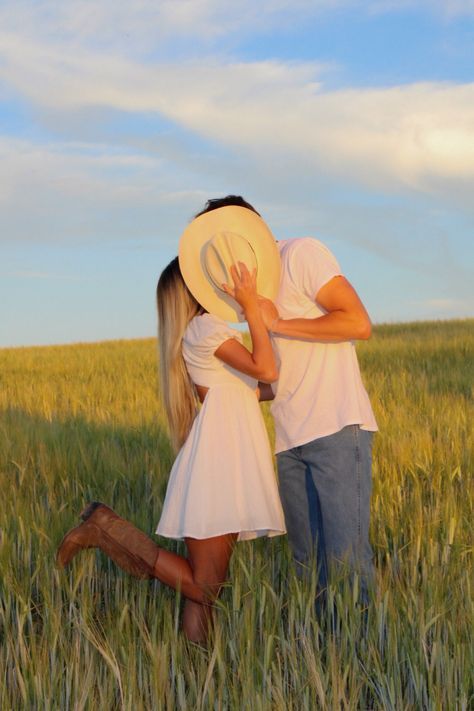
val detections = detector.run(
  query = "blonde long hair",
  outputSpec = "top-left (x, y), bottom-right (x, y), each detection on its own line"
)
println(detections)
top-left (157, 257), bottom-right (201, 452)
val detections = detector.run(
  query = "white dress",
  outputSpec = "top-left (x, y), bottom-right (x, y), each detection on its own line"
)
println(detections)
top-left (156, 313), bottom-right (286, 542)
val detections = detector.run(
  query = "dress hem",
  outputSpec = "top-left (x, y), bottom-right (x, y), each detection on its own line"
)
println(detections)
top-left (155, 527), bottom-right (286, 542)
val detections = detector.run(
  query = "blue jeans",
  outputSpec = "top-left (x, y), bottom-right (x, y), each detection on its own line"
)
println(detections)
top-left (277, 425), bottom-right (374, 598)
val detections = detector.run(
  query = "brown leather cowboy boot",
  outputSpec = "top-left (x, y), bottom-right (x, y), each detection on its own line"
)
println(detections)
top-left (56, 502), bottom-right (160, 579)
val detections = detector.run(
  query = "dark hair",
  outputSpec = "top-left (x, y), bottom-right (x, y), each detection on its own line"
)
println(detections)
top-left (194, 195), bottom-right (260, 218)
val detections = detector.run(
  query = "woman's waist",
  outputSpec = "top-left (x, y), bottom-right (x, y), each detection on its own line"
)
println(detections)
top-left (195, 380), bottom-right (257, 393)
top-left (187, 369), bottom-right (257, 390)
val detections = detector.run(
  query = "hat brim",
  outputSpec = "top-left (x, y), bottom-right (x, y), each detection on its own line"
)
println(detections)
top-left (178, 206), bottom-right (281, 322)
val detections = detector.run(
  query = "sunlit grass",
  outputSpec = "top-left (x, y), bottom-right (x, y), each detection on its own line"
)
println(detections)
top-left (1, 320), bottom-right (473, 708)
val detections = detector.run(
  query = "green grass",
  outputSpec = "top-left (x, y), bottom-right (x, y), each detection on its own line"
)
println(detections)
top-left (1, 320), bottom-right (473, 709)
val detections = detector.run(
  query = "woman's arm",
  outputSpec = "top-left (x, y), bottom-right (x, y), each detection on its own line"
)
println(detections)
top-left (214, 262), bottom-right (278, 383)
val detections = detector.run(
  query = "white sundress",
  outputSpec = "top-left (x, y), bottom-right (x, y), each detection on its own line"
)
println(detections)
top-left (156, 313), bottom-right (286, 542)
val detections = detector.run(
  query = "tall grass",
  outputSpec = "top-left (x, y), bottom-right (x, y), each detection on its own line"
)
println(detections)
top-left (1, 320), bottom-right (473, 709)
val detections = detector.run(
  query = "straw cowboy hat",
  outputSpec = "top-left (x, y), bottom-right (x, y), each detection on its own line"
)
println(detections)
top-left (178, 206), bottom-right (281, 322)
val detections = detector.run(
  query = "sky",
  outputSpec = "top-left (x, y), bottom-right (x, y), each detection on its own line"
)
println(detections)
top-left (1, 0), bottom-right (473, 347)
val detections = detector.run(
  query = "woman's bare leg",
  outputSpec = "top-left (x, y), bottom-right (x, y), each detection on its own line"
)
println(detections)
top-left (181, 600), bottom-right (211, 644)
top-left (153, 533), bottom-right (234, 603)
top-left (56, 502), bottom-right (236, 631)
top-left (181, 534), bottom-right (237, 643)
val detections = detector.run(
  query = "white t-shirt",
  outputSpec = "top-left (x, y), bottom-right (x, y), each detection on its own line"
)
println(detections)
top-left (270, 238), bottom-right (378, 454)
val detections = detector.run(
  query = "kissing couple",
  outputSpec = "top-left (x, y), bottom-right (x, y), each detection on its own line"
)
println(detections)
top-left (57, 195), bottom-right (377, 644)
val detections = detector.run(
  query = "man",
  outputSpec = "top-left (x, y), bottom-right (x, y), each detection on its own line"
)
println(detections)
top-left (195, 195), bottom-right (378, 601)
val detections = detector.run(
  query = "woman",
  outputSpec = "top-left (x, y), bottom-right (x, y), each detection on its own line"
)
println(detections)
top-left (57, 255), bottom-right (285, 643)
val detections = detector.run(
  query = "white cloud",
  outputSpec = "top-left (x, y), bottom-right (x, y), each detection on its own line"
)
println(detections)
top-left (1, 0), bottom-right (472, 59)
top-left (0, 136), bottom-right (212, 243)
top-left (363, 0), bottom-right (474, 17)
top-left (1, 1), bottom-right (473, 253)
top-left (421, 0), bottom-right (474, 17)
top-left (0, 0), bottom-right (346, 54)
top-left (2, 1), bottom-right (473, 50)
top-left (0, 137), bottom-right (159, 203)
top-left (2, 1), bottom-right (473, 201)
top-left (1, 28), bottom-right (473, 193)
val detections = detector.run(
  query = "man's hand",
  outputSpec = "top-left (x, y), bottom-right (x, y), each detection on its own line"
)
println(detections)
top-left (257, 296), bottom-right (279, 331)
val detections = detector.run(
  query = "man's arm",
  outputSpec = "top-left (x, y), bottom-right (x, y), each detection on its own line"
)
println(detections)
top-left (263, 276), bottom-right (372, 342)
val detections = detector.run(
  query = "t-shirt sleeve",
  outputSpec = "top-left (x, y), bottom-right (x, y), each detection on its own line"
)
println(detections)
top-left (290, 238), bottom-right (342, 302)
top-left (199, 314), bottom-right (243, 353)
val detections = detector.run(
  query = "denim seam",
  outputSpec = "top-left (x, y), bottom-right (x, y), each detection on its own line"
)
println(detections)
top-left (354, 426), bottom-right (361, 545)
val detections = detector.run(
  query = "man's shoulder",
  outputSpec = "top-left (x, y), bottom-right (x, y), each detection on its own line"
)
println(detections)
top-left (278, 237), bottom-right (334, 261)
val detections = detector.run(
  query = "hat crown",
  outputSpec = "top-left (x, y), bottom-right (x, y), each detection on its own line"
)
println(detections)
top-left (204, 231), bottom-right (257, 291)
top-left (178, 205), bottom-right (280, 322)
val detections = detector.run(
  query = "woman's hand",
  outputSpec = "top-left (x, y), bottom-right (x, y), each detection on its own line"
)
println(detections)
top-left (222, 262), bottom-right (258, 314)
top-left (219, 261), bottom-right (278, 382)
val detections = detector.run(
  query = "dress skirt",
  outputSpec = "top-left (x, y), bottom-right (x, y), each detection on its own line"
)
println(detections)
top-left (156, 383), bottom-right (286, 541)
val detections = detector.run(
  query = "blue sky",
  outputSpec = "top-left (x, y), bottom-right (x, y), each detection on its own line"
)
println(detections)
top-left (1, 0), bottom-right (473, 347)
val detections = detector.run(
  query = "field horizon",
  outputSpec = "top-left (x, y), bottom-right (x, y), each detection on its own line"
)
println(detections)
top-left (2, 315), bottom-right (473, 353)
top-left (1, 318), bottom-right (472, 709)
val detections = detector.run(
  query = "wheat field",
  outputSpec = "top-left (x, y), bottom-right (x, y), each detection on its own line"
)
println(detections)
top-left (0, 320), bottom-right (473, 709)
